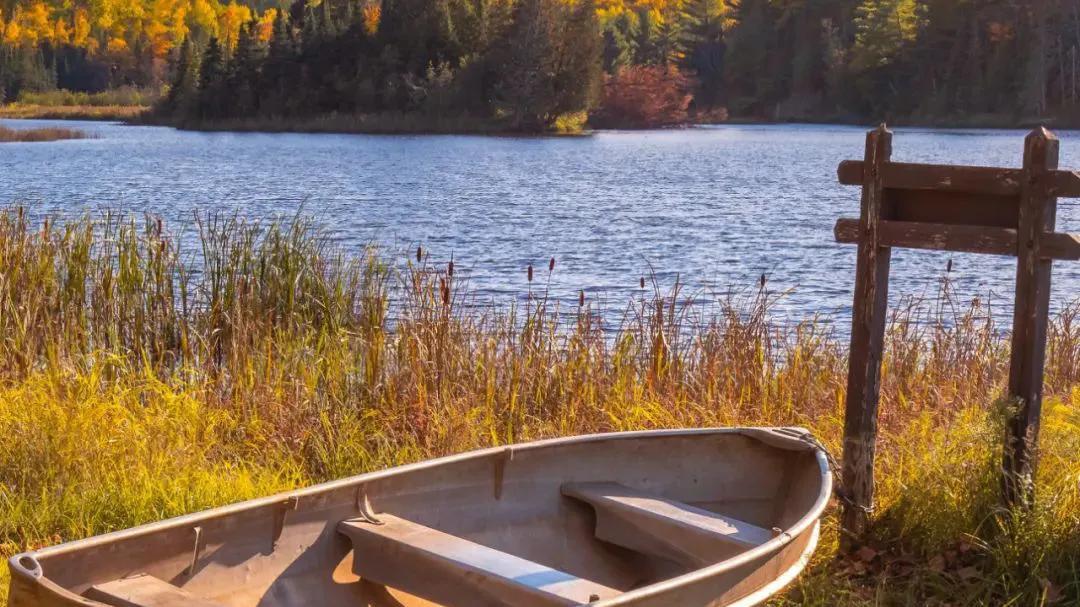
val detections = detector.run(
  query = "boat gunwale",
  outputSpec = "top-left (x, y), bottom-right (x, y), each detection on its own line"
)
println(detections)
top-left (8, 426), bottom-right (832, 606)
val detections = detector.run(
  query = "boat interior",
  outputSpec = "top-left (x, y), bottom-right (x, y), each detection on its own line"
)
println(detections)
top-left (9, 429), bottom-right (829, 607)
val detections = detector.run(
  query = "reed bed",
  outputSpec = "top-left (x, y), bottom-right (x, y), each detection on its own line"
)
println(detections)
top-left (0, 125), bottom-right (88, 142)
top-left (0, 208), bottom-right (1076, 605)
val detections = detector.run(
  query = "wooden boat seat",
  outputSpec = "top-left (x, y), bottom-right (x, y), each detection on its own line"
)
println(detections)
top-left (562, 482), bottom-right (774, 567)
top-left (338, 514), bottom-right (620, 607)
top-left (84, 574), bottom-right (226, 607)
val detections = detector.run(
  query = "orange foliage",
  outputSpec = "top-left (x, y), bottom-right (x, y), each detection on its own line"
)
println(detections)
top-left (218, 2), bottom-right (252, 50)
top-left (363, 4), bottom-right (381, 35)
top-left (593, 65), bottom-right (693, 128)
top-left (256, 8), bottom-right (276, 43)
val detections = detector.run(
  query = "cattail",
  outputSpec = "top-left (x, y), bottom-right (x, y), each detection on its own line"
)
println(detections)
top-left (579, 290), bottom-right (585, 307)
top-left (549, 257), bottom-right (555, 272)
top-left (639, 277), bottom-right (645, 289)
top-left (760, 273), bottom-right (767, 289)
top-left (527, 264), bottom-right (534, 282)
top-left (440, 277), bottom-right (450, 305)
top-left (416, 245), bottom-right (422, 263)
top-left (946, 259), bottom-right (953, 273)
top-left (156, 217), bottom-right (163, 235)
top-left (448, 260), bottom-right (455, 277)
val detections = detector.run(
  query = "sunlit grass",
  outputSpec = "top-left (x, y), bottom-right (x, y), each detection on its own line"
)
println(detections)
top-left (0, 125), bottom-right (88, 142)
top-left (0, 208), bottom-right (1076, 605)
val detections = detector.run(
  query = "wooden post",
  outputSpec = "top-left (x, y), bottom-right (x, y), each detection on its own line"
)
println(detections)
top-left (840, 125), bottom-right (892, 541)
top-left (1003, 127), bottom-right (1059, 507)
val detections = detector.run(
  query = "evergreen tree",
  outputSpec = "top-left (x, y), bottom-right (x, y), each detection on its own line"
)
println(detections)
top-left (162, 38), bottom-right (200, 118)
top-left (724, 0), bottom-right (776, 115)
top-left (602, 12), bottom-right (637, 73)
top-left (197, 37), bottom-right (227, 120)
top-left (680, 0), bottom-right (726, 107)
top-left (229, 20), bottom-right (266, 116)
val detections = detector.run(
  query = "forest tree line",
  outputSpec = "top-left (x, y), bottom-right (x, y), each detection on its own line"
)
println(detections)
top-left (3, 0), bottom-right (1080, 130)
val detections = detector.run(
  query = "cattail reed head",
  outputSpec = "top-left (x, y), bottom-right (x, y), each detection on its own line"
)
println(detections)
top-left (440, 277), bottom-right (450, 305)
top-left (579, 290), bottom-right (585, 307)
top-left (639, 277), bottom-right (645, 289)
top-left (946, 259), bottom-right (953, 273)
top-left (549, 257), bottom-right (555, 272)
top-left (156, 217), bottom-right (163, 235)
top-left (448, 260), bottom-right (455, 277)
top-left (760, 273), bottom-right (767, 289)
top-left (527, 264), bottom-right (534, 282)
top-left (416, 245), bottom-right (422, 263)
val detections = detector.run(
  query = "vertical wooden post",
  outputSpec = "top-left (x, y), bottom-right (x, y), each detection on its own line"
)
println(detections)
top-left (1003, 127), bottom-right (1059, 507)
top-left (840, 125), bottom-right (892, 542)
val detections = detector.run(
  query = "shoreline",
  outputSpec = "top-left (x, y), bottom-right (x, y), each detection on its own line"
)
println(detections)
top-left (4, 105), bottom-right (1078, 133)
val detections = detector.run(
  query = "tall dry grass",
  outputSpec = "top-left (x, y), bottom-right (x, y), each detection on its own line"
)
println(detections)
top-left (0, 208), bottom-right (1076, 605)
top-left (0, 125), bottom-right (88, 142)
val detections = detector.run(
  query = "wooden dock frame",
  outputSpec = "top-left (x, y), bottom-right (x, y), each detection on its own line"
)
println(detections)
top-left (834, 125), bottom-right (1080, 542)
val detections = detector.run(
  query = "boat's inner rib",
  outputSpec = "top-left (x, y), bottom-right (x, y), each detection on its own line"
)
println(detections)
top-left (85, 573), bottom-right (226, 607)
top-left (338, 514), bottom-right (621, 607)
top-left (561, 482), bottom-right (774, 567)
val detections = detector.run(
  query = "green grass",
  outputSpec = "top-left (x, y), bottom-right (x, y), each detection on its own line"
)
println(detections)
top-left (0, 208), bottom-right (1076, 605)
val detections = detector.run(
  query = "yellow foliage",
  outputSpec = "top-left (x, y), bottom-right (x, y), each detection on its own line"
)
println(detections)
top-left (52, 17), bottom-right (68, 43)
top-left (105, 35), bottom-right (127, 53)
top-left (72, 9), bottom-right (91, 46)
top-left (3, 20), bottom-right (22, 46)
top-left (217, 2), bottom-right (251, 50)
top-left (256, 8), bottom-right (276, 43)
top-left (363, 3), bottom-right (380, 35)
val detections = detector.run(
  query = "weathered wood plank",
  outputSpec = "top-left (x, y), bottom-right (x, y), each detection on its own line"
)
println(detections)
top-left (1047, 169), bottom-right (1080, 197)
top-left (1044, 232), bottom-right (1080, 260)
top-left (836, 219), bottom-right (1080, 262)
top-left (837, 160), bottom-right (1023, 196)
top-left (834, 218), bottom-right (1018, 256)
top-left (840, 125), bottom-right (893, 544)
top-left (1004, 127), bottom-right (1059, 508)
top-left (838, 161), bottom-right (1080, 198)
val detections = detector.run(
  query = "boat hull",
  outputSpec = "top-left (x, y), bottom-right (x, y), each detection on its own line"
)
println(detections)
top-left (9, 428), bottom-right (831, 607)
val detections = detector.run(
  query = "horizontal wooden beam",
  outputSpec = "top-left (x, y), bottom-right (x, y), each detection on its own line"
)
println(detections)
top-left (1048, 170), bottom-right (1080, 198)
top-left (834, 218), bottom-right (1080, 260)
top-left (838, 161), bottom-right (1080, 198)
top-left (834, 218), bottom-right (1017, 255)
top-left (1045, 232), bottom-right (1080, 260)
top-left (838, 161), bottom-right (1022, 196)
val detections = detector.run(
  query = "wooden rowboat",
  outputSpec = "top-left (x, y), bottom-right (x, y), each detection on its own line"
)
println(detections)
top-left (8, 428), bottom-right (831, 607)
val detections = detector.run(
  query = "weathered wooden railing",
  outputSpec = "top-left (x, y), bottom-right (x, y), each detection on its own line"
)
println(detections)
top-left (834, 125), bottom-right (1080, 542)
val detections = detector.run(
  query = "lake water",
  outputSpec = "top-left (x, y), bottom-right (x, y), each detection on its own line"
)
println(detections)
top-left (2, 119), bottom-right (1078, 327)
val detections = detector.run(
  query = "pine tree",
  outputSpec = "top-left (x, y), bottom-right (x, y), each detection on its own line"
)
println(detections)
top-left (197, 37), bottom-right (226, 120)
top-left (680, 0), bottom-right (726, 107)
top-left (602, 12), bottom-right (637, 73)
top-left (230, 20), bottom-right (266, 116)
top-left (162, 38), bottom-right (200, 118)
top-left (724, 0), bottom-right (776, 114)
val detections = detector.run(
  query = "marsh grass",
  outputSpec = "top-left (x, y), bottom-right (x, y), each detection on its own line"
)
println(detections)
top-left (0, 125), bottom-right (88, 142)
top-left (0, 208), bottom-right (1076, 605)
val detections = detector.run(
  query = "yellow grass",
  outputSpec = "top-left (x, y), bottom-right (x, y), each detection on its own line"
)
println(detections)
top-left (0, 208), bottom-right (1076, 605)
top-left (0, 125), bottom-right (88, 142)
top-left (0, 104), bottom-right (147, 121)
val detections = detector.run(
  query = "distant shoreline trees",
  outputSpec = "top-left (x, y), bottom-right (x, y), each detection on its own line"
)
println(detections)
top-left (2, 0), bottom-right (1080, 130)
